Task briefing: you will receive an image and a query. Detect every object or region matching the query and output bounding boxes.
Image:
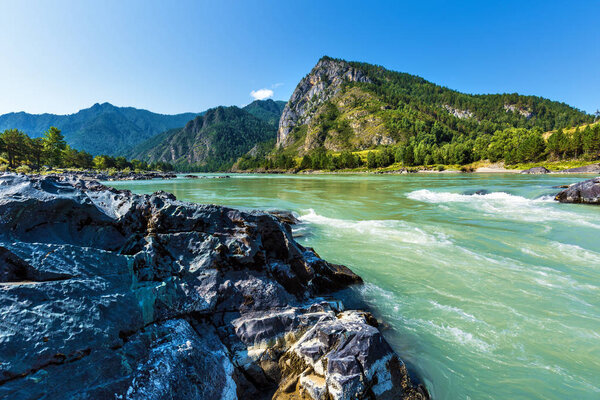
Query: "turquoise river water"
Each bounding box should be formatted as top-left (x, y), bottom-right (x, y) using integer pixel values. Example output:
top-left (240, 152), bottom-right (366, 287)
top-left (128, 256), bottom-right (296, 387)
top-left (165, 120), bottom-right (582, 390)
top-left (108, 173), bottom-right (600, 400)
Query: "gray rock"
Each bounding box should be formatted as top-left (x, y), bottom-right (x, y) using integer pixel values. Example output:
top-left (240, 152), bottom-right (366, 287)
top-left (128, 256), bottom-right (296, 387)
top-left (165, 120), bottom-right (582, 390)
top-left (521, 166), bottom-right (550, 174)
top-left (558, 163), bottom-right (600, 173)
top-left (266, 210), bottom-right (300, 226)
top-left (555, 177), bottom-right (600, 204)
top-left (277, 57), bottom-right (371, 147)
top-left (0, 174), bottom-right (426, 399)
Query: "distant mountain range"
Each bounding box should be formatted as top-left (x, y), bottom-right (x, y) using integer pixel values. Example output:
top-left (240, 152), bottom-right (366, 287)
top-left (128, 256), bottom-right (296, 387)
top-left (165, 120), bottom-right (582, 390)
top-left (0, 103), bottom-right (199, 156)
top-left (1, 57), bottom-right (593, 171)
top-left (127, 99), bottom-right (286, 171)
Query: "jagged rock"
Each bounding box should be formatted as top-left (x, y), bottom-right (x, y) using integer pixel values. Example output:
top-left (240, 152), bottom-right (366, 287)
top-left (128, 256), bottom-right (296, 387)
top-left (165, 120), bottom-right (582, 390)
top-left (0, 174), bottom-right (426, 399)
top-left (521, 166), bottom-right (550, 174)
top-left (555, 177), bottom-right (600, 204)
top-left (13, 170), bottom-right (177, 181)
top-left (267, 210), bottom-right (300, 226)
top-left (277, 57), bottom-right (371, 148)
top-left (443, 104), bottom-right (474, 120)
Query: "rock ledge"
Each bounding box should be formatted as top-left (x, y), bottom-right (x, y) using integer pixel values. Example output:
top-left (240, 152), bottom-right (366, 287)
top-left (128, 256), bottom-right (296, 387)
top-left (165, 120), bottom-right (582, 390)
top-left (0, 174), bottom-right (427, 399)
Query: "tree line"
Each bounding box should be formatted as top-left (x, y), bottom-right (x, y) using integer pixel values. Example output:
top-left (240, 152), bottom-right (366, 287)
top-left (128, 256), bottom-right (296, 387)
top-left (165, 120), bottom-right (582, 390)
top-left (238, 123), bottom-right (600, 171)
top-left (0, 127), bottom-right (174, 172)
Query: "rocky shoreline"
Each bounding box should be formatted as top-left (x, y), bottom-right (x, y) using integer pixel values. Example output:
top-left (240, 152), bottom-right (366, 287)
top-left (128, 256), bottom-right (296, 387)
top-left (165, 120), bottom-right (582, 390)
top-left (35, 170), bottom-right (178, 181)
top-left (0, 174), bottom-right (428, 399)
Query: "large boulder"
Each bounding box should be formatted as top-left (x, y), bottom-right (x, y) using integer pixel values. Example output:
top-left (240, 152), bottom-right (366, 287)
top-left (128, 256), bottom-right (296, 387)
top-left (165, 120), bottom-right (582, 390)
top-left (558, 163), bottom-right (600, 173)
top-left (0, 174), bottom-right (426, 400)
top-left (555, 177), bottom-right (600, 204)
top-left (520, 166), bottom-right (550, 174)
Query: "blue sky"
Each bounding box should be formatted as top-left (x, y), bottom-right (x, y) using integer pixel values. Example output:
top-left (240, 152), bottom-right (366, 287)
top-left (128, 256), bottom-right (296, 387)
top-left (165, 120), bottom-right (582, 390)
top-left (0, 0), bottom-right (598, 115)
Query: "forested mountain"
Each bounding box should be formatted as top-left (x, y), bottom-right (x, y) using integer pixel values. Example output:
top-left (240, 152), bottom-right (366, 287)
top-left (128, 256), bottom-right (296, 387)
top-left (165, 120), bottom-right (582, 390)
top-left (0, 103), bottom-right (199, 156)
top-left (276, 57), bottom-right (591, 154)
top-left (243, 99), bottom-right (286, 126)
top-left (129, 104), bottom-right (279, 171)
top-left (236, 56), bottom-right (594, 170)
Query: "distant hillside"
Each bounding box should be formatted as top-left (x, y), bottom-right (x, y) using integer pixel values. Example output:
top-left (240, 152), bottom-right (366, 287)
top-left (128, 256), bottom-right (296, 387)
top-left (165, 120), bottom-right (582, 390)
top-left (129, 102), bottom-right (281, 171)
top-left (276, 56), bottom-right (592, 155)
top-left (0, 103), bottom-right (199, 156)
top-left (243, 99), bottom-right (286, 126)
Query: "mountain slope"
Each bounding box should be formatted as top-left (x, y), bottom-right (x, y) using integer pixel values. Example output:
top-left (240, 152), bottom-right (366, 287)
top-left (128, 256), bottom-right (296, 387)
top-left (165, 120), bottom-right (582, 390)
top-left (0, 103), bottom-right (199, 156)
top-left (276, 56), bottom-right (593, 155)
top-left (243, 99), bottom-right (287, 126)
top-left (129, 105), bottom-right (278, 171)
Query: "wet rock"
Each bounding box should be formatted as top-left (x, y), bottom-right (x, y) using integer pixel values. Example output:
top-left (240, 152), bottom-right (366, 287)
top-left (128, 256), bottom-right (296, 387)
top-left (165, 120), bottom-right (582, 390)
top-left (555, 177), bottom-right (600, 204)
top-left (521, 166), bottom-right (550, 174)
top-left (267, 210), bottom-right (301, 226)
top-left (0, 173), bottom-right (425, 399)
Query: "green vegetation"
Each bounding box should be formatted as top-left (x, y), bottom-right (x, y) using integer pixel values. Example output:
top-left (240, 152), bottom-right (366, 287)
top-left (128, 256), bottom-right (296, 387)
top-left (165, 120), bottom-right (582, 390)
top-left (238, 57), bottom-right (596, 172)
top-left (238, 122), bottom-right (600, 172)
top-left (0, 102), bottom-right (199, 156)
top-left (0, 127), bottom-right (172, 172)
top-left (242, 99), bottom-right (286, 126)
top-left (130, 104), bottom-right (280, 172)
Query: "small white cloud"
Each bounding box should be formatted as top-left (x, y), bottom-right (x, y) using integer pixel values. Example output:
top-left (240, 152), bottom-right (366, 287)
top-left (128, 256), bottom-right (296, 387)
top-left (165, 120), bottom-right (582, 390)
top-left (271, 82), bottom-right (284, 89)
top-left (250, 88), bottom-right (274, 100)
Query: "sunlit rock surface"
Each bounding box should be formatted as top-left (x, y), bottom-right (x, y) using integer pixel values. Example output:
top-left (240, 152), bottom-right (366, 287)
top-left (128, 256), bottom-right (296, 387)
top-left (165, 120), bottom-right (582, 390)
top-left (555, 177), bottom-right (600, 204)
top-left (0, 173), bottom-right (427, 399)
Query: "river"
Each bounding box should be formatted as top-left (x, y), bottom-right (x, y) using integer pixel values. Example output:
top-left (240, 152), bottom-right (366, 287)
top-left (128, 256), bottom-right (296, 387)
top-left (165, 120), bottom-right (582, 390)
top-left (107, 173), bottom-right (600, 400)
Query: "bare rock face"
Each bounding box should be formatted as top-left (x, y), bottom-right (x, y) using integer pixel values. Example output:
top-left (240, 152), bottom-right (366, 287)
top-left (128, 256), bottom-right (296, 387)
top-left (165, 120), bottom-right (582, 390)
top-left (555, 177), bottom-right (600, 204)
top-left (277, 57), bottom-right (371, 148)
top-left (0, 174), bottom-right (427, 400)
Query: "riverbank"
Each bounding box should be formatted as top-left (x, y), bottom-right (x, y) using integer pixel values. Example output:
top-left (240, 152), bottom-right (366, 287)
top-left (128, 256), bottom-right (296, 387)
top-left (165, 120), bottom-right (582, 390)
top-left (2, 169), bottom-right (177, 181)
top-left (0, 174), bottom-right (428, 400)
top-left (230, 159), bottom-right (600, 175)
top-left (107, 172), bottom-right (600, 399)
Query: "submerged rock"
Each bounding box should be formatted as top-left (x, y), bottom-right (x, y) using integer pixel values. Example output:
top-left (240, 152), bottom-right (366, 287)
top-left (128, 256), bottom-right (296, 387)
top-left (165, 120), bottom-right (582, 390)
top-left (0, 174), bottom-right (426, 399)
top-left (521, 166), bottom-right (550, 174)
top-left (555, 177), bottom-right (600, 204)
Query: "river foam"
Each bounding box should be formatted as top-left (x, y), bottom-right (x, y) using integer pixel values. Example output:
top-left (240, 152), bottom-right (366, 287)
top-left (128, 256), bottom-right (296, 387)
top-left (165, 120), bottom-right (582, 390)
top-left (299, 208), bottom-right (450, 245)
top-left (406, 190), bottom-right (600, 228)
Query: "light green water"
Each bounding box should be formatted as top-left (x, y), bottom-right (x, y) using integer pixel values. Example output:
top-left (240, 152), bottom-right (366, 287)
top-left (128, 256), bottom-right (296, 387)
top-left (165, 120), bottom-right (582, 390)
top-left (108, 173), bottom-right (600, 400)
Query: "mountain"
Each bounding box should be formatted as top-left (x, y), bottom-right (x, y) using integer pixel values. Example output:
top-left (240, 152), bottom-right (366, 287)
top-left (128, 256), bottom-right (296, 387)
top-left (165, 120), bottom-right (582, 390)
top-left (276, 56), bottom-right (593, 155)
top-left (0, 103), bottom-right (199, 156)
top-left (243, 99), bottom-right (287, 126)
top-left (129, 103), bottom-right (281, 171)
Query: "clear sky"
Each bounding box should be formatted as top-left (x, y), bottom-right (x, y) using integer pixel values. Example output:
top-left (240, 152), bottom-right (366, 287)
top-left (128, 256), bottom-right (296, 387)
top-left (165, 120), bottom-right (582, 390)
top-left (1, 0), bottom-right (598, 115)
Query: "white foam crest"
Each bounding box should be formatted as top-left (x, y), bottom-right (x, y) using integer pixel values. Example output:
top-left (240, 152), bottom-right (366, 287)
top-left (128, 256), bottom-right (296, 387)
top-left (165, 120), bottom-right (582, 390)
top-left (299, 209), bottom-right (450, 245)
top-left (407, 190), bottom-right (600, 228)
top-left (407, 189), bottom-right (540, 204)
top-left (429, 300), bottom-right (482, 324)
top-left (415, 319), bottom-right (494, 353)
top-left (554, 242), bottom-right (600, 264)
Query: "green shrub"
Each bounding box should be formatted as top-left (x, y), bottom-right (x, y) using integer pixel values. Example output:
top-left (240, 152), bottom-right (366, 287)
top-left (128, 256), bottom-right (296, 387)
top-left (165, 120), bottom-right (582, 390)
top-left (15, 165), bottom-right (31, 174)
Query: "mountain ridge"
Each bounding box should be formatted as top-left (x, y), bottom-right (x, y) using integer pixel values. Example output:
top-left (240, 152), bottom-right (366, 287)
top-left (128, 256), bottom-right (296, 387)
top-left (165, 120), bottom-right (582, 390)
top-left (273, 56), bottom-right (592, 156)
top-left (128, 100), bottom-right (285, 171)
top-left (0, 102), bottom-right (200, 156)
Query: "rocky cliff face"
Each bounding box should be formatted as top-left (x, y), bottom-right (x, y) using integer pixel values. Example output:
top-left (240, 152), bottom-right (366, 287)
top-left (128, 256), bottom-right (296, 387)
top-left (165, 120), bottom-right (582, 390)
top-left (0, 174), bottom-right (427, 400)
top-left (277, 57), bottom-right (371, 148)
top-left (130, 106), bottom-right (277, 169)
